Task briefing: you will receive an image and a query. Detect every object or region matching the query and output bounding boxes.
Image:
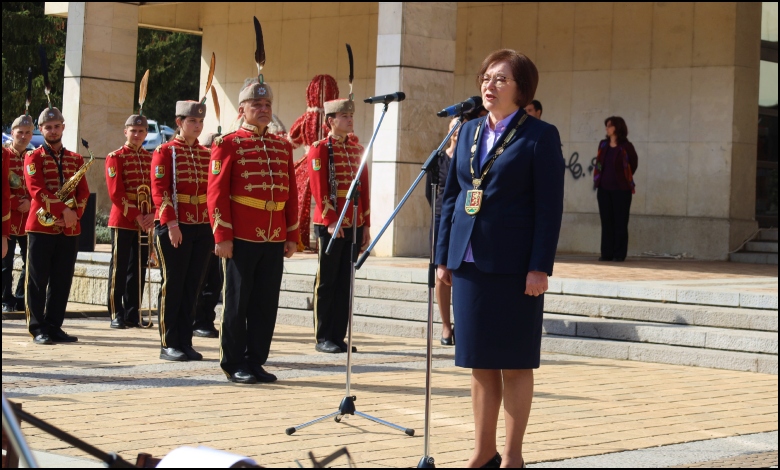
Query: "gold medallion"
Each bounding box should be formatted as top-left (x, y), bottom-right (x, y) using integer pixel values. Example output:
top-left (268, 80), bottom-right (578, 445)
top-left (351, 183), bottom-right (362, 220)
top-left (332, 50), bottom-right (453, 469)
top-left (472, 178), bottom-right (482, 188)
top-left (465, 189), bottom-right (483, 215)
top-left (266, 200), bottom-right (277, 211)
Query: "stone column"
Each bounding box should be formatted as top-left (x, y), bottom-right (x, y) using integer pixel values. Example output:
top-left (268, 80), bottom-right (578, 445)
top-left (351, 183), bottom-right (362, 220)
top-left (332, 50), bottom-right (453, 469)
top-left (371, 2), bottom-right (457, 257)
top-left (61, 2), bottom-right (139, 213)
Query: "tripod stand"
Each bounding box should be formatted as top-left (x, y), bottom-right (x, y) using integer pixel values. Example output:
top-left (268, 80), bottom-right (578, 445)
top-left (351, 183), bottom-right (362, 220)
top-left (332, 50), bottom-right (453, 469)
top-left (356, 116), bottom-right (465, 468)
top-left (285, 102), bottom-right (414, 437)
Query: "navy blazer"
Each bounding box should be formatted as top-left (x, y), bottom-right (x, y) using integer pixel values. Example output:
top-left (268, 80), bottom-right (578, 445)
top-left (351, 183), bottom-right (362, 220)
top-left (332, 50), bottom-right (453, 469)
top-left (435, 110), bottom-right (565, 276)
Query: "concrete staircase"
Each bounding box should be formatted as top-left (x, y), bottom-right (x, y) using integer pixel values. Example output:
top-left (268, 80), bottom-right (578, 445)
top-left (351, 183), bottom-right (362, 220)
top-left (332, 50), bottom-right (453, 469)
top-left (730, 228), bottom-right (778, 265)
top-left (7, 251), bottom-right (778, 374)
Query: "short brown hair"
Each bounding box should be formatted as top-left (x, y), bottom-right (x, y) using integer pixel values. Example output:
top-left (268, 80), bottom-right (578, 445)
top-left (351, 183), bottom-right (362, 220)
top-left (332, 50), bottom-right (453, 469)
top-left (604, 116), bottom-right (628, 142)
top-left (476, 49), bottom-right (538, 108)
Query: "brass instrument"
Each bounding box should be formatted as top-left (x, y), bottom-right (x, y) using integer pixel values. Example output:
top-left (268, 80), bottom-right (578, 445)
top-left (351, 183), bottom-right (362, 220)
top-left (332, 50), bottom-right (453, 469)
top-left (137, 184), bottom-right (156, 329)
top-left (36, 139), bottom-right (96, 227)
top-left (9, 171), bottom-right (23, 190)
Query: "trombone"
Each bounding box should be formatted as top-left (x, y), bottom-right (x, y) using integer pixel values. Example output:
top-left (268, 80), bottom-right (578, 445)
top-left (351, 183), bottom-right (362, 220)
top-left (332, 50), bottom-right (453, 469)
top-left (137, 184), bottom-right (156, 329)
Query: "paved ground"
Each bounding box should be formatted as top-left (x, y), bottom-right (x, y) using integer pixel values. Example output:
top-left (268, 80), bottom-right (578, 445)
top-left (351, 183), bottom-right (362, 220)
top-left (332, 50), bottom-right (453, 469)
top-left (3, 318), bottom-right (777, 468)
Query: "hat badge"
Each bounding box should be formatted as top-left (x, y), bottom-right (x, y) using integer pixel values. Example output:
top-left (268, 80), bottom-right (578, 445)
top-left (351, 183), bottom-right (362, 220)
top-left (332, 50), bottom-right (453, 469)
top-left (258, 87), bottom-right (266, 96)
top-left (199, 108), bottom-right (204, 114)
top-left (136, 119), bottom-right (142, 124)
top-left (48, 112), bottom-right (54, 118)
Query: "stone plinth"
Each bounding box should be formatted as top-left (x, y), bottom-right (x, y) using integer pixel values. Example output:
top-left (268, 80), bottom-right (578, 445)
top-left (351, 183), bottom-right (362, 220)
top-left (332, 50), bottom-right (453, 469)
top-left (61, 2), bottom-right (139, 214)
top-left (371, 2), bottom-right (457, 257)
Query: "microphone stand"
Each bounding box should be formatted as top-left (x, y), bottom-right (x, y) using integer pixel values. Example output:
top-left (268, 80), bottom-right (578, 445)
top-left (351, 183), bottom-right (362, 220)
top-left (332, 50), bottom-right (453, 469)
top-left (285, 102), bottom-right (414, 437)
top-left (356, 115), bottom-right (465, 468)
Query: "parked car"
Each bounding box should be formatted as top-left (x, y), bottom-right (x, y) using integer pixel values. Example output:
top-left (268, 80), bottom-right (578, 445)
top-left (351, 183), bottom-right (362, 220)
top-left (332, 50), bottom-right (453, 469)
top-left (30, 129), bottom-right (45, 148)
top-left (160, 125), bottom-right (175, 143)
top-left (143, 120), bottom-right (170, 151)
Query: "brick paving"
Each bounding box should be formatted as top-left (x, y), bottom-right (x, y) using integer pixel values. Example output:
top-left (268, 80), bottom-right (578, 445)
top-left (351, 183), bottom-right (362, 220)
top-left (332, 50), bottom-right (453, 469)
top-left (674, 450), bottom-right (778, 468)
top-left (3, 319), bottom-right (777, 468)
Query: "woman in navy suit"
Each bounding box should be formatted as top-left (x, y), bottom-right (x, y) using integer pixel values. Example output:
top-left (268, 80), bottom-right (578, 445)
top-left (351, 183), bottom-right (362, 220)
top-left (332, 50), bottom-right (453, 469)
top-left (436, 49), bottom-right (564, 468)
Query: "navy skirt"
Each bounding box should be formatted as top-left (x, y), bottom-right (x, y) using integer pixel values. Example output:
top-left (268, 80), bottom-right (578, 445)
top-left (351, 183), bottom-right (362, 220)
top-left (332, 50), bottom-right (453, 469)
top-left (452, 262), bottom-right (544, 369)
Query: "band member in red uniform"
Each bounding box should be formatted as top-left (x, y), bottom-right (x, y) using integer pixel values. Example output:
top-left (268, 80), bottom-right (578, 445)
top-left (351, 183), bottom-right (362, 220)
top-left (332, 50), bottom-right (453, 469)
top-left (2, 114), bottom-right (33, 313)
top-left (2, 147), bottom-right (10, 259)
top-left (208, 78), bottom-right (299, 384)
top-left (151, 101), bottom-right (212, 362)
top-left (24, 107), bottom-right (90, 344)
top-left (307, 98), bottom-right (370, 354)
top-left (105, 114), bottom-right (155, 329)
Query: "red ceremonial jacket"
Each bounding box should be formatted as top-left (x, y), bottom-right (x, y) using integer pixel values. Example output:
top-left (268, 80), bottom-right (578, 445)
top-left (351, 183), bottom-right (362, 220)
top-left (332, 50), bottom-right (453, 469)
top-left (208, 123), bottom-right (300, 244)
top-left (151, 136), bottom-right (210, 226)
top-left (2, 149), bottom-right (10, 238)
top-left (24, 144), bottom-right (90, 236)
top-left (106, 144), bottom-right (155, 230)
top-left (306, 134), bottom-right (370, 228)
top-left (3, 145), bottom-right (30, 236)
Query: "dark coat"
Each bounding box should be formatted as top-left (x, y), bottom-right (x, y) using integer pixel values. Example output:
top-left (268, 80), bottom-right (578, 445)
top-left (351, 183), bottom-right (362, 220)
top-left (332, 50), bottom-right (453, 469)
top-left (435, 111), bottom-right (565, 276)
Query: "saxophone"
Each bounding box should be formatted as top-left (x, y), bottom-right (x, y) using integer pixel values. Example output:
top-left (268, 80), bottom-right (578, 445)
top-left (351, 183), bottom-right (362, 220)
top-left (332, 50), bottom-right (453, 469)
top-left (36, 139), bottom-right (96, 227)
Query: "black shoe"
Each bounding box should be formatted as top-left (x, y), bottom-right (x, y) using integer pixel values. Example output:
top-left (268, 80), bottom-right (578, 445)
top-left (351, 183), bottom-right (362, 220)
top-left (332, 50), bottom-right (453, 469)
top-left (480, 452), bottom-right (502, 468)
top-left (249, 365), bottom-right (277, 383)
top-left (160, 347), bottom-right (188, 361)
top-left (315, 340), bottom-right (342, 354)
top-left (33, 334), bottom-right (53, 345)
top-left (441, 326), bottom-right (455, 346)
top-left (598, 256), bottom-right (614, 262)
top-left (126, 319), bottom-right (154, 328)
top-left (110, 318), bottom-right (127, 329)
top-left (614, 257), bottom-right (626, 262)
top-left (334, 340), bottom-right (357, 353)
top-left (193, 327), bottom-right (219, 338)
top-left (181, 345), bottom-right (203, 361)
top-left (51, 329), bottom-right (78, 343)
top-left (229, 369), bottom-right (257, 384)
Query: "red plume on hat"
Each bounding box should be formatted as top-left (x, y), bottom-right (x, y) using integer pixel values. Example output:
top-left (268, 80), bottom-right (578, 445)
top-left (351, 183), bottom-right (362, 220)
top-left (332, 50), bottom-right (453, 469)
top-left (288, 75), bottom-right (339, 150)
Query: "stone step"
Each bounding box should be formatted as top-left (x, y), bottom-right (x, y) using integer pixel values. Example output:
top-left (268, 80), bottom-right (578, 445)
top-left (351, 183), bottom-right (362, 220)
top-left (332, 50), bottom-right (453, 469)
top-left (745, 241), bottom-right (778, 253)
top-left (758, 228), bottom-right (778, 242)
top-left (729, 252), bottom-right (779, 265)
top-left (543, 313), bottom-right (778, 355)
top-left (266, 309), bottom-right (778, 374)
top-left (543, 294), bottom-right (777, 332)
top-left (541, 335), bottom-right (777, 374)
top-left (272, 294), bottom-right (777, 355)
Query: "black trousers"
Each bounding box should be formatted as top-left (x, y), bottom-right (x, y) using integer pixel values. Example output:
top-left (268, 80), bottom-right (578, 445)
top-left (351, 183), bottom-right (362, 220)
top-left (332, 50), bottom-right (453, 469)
top-left (155, 223), bottom-right (213, 349)
top-left (2, 234), bottom-right (27, 309)
top-left (194, 253), bottom-right (222, 329)
top-left (219, 240), bottom-right (284, 375)
top-left (25, 233), bottom-right (79, 336)
top-left (106, 228), bottom-right (149, 323)
top-left (313, 225), bottom-right (362, 345)
top-left (597, 188), bottom-right (633, 260)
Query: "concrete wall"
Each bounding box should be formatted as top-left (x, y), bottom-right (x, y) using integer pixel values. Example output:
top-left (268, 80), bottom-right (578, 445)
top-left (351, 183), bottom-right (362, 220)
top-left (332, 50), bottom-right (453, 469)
top-left (198, 2), bottom-right (379, 164)
top-left (453, 2), bottom-right (762, 259)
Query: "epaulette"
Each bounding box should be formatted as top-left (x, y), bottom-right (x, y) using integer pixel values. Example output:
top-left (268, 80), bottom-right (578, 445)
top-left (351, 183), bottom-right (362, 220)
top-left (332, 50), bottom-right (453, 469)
top-left (312, 141), bottom-right (320, 148)
top-left (107, 152), bottom-right (116, 159)
top-left (214, 135), bottom-right (224, 146)
top-left (155, 145), bottom-right (163, 153)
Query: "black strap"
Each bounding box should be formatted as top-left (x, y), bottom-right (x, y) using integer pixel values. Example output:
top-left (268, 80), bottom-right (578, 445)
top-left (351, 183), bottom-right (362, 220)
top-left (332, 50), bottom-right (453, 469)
top-left (44, 143), bottom-right (65, 187)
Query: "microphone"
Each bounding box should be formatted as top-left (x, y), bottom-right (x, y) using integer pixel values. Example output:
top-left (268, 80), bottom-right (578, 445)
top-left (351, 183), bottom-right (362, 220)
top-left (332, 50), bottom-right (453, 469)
top-left (437, 96), bottom-right (482, 118)
top-left (364, 92), bottom-right (406, 105)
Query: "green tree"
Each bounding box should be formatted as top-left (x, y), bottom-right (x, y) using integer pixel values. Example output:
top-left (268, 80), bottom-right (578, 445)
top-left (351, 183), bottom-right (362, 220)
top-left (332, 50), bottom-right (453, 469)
top-left (1, 2), bottom-right (66, 126)
top-left (134, 29), bottom-right (202, 127)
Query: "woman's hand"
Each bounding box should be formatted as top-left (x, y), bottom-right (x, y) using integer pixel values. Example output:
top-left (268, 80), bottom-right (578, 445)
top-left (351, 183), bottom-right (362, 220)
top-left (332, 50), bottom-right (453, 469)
top-left (437, 265), bottom-right (452, 286)
top-left (525, 271), bottom-right (548, 297)
top-left (167, 222), bottom-right (183, 248)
